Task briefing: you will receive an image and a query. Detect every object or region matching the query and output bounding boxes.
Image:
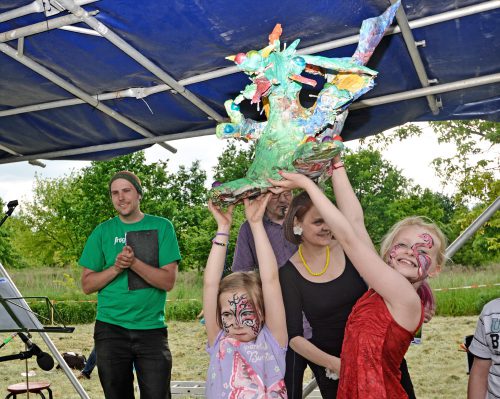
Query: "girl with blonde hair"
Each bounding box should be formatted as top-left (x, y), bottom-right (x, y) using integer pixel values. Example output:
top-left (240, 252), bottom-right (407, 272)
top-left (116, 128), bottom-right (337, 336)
top-left (271, 171), bottom-right (446, 398)
top-left (204, 195), bottom-right (288, 398)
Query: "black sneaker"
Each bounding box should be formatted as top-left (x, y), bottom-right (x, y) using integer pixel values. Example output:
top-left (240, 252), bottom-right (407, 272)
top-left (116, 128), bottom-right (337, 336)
top-left (78, 371), bottom-right (91, 380)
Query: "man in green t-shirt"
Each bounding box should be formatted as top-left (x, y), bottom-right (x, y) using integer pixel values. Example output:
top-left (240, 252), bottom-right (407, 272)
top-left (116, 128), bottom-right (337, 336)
top-left (79, 170), bottom-right (181, 399)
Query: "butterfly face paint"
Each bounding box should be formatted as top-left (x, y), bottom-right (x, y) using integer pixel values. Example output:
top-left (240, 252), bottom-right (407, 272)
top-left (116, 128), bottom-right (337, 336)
top-left (220, 292), bottom-right (261, 339)
top-left (412, 233), bottom-right (434, 278)
top-left (389, 232), bottom-right (435, 281)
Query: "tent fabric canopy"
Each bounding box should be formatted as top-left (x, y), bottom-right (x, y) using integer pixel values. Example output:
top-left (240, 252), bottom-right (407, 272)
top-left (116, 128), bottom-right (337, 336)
top-left (0, 0), bottom-right (499, 164)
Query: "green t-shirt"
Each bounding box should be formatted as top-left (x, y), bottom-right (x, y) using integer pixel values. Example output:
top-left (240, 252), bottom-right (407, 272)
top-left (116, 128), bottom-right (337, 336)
top-left (79, 214), bottom-right (181, 330)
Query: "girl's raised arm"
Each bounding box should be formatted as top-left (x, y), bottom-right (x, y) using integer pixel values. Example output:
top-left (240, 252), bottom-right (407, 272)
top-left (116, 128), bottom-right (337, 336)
top-left (330, 155), bottom-right (374, 251)
top-left (203, 201), bottom-right (234, 347)
top-left (243, 195), bottom-right (288, 347)
top-left (270, 172), bottom-right (421, 332)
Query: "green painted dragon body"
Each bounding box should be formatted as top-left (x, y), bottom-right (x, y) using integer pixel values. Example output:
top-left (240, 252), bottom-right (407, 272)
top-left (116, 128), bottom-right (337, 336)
top-left (211, 2), bottom-right (400, 204)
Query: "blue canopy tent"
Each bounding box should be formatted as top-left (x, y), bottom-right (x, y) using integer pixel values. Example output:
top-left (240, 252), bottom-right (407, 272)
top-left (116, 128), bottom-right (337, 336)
top-left (0, 2), bottom-right (499, 398)
top-left (0, 0), bottom-right (498, 167)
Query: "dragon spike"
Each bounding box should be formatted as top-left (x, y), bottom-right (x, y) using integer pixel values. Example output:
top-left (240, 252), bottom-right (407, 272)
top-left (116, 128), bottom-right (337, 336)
top-left (283, 38), bottom-right (301, 56)
top-left (261, 44), bottom-right (275, 58)
top-left (268, 23), bottom-right (282, 45)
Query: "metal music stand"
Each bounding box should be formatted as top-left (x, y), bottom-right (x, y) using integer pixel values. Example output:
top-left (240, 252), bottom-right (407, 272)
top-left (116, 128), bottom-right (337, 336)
top-left (0, 202), bottom-right (90, 398)
top-left (0, 263), bottom-right (90, 399)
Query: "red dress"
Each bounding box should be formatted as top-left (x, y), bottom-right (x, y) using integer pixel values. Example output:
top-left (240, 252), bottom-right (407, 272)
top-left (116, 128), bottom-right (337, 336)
top-left (337, 289), bottom-right (424, 399)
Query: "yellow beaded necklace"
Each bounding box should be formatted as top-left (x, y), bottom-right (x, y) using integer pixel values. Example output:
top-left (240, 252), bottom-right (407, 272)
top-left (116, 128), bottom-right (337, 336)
top-left (298, 244), bottom-right (330, 276)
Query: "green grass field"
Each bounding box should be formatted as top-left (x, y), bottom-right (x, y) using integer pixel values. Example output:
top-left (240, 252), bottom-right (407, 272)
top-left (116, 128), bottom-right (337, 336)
top-left (0, 264), bottom-right (498, 397)
top-left (6, 263), bottom-right (499, 317)
top-left (0, 317), bottom-right (481, 398)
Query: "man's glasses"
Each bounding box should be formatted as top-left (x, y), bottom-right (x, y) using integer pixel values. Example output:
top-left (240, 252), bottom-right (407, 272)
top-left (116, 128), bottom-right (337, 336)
top-left (271, 192), bottom-right (292, 200)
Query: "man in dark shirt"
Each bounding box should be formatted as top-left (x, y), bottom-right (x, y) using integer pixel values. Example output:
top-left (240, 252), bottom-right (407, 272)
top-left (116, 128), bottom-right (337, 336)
top-left (232, 190), bottom-right (297, 271)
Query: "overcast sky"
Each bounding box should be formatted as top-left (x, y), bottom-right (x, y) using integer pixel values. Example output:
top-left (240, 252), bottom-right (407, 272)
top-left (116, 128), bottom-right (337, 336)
top-left (0, 124), bottom-right (459, 211)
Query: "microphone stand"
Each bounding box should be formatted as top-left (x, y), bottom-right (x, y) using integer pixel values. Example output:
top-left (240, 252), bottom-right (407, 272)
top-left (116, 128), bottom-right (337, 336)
top-left (0, 347), bottom-right (37, 362)
top-left (0, 200), bottom-right (88, 398)
top-left (0, 200), bottom-right (18, 229)
top-left (0, 343), bottom-right (34, 398)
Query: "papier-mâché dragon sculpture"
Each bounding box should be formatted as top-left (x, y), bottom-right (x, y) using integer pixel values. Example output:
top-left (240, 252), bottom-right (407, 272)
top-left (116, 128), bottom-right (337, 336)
top-left (210, 2), bottom-right (400, 204)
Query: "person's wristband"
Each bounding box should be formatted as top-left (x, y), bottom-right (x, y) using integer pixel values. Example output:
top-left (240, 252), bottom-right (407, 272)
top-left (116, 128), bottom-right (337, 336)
top-left (331, 161), bottom-right (344, 170)
top-left (215, 232), bottom-right (229, 237)
top-left (212, 239), bottom-right (227, 247)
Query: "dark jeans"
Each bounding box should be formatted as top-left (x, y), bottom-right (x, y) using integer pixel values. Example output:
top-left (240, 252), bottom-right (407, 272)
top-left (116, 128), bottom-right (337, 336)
top-left (94, 320), bottom-right (172, 399)
top-left (285, 348), bottom-right (416, 399)
top-left (82, 347), bottom-right (96, 376)
top-left (285, 348), bottom-right (310, 399)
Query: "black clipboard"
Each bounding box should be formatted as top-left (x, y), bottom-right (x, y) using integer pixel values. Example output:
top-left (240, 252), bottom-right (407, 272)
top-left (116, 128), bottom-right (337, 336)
top-left (126, 229), bottom-right (159, 290)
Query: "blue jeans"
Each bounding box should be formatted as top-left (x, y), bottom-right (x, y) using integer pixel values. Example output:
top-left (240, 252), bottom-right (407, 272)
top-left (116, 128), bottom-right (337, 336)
top-left (94, 320), bottom-right (172, 399)
top-left (82, 347), bottom-right (96, 376)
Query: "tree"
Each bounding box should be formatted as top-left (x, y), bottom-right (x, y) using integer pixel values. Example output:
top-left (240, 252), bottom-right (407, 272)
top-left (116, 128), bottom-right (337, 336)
top-left (207, 141), bottom-right (256, 268)
top-left (361, 120), bottom-right (499, 204)
top-left (15, 152), bottom-right (174, 266)
top-left (14, 151), bottom-right (217, 271)
top-left (359, 120), bottom-right (499, 265)
top-left (212, 142), bottom-right (255, 183)
top-left (340, 149), bottom-right (411, 244)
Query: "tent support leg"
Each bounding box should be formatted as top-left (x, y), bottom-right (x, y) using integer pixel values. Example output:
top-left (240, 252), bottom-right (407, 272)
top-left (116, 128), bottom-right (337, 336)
top-left (446, 197), bottom-right (500, 258)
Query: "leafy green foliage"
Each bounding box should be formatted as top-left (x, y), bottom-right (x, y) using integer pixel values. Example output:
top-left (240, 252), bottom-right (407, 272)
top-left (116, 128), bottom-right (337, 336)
top-left (165, 300), bottom-right (202, 321)
top-left (359, 120), bottom-right (499, 265)
top-left (213, 142), bottom-right (254, 182)
top-left (7, 128), bottom-right (499, 271)
top-left (342, 149), bottom-right (410, 244)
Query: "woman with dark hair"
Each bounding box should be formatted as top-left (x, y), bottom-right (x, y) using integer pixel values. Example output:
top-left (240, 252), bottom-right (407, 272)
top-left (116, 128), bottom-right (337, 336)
top-left (277, 156), bottom-right (420, 398)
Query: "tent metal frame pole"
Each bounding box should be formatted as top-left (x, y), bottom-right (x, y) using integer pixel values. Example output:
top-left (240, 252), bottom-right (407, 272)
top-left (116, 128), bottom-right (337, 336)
top-left (0, 83), bottom-right (186, 118)
top-left (390, 0), bottom-right (441, 115)
top-left (0, 143), bottom-right (22, 156)
top-left (0, 1), bottom-right (45, 23)
top-left (0, 72), bottom-right (497, 164)
top-left (57, 25), bottom-right (101, 36)
top-left (1, 70), bottom-right (497, 123)
top-left (0, 86), bottom-right (169, 118)
top-left (446, 197), bottom-right (500, 259)
top-left (298, 0), bottom-right (500, 57)
top-left (178, 0), bottom-right (500, 84)
top-left (350, 72), bottom-right (500, 110)
top-left (0, 1), bottom-right (496, 119)
top-left (0, 42), bottom-right (177, 153)
top-left (0, 263), bottom-right (90, 399)
top-left (0, 12), bottom-right (99, 42)
top-left (0, 128), bottom-right (216, 164)
top-left (0, 0), bottom-right (97, 23)
top-left (56, 0), bottom-right (225, 123)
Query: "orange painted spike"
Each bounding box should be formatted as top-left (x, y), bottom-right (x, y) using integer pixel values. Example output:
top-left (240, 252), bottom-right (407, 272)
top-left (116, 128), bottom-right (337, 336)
top-left (268, 23), bottom-right (282, 45)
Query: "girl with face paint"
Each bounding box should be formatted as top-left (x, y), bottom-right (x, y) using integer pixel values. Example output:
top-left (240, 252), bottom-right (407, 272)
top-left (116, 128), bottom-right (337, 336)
top-left (203, 195), bottom-right (288, 398)
top-left (269, 172), bottom-right (447, 399)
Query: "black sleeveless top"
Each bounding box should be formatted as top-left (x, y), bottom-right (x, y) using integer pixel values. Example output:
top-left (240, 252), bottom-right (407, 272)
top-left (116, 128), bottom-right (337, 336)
top-left (279, 255), bottom-right (367, 357)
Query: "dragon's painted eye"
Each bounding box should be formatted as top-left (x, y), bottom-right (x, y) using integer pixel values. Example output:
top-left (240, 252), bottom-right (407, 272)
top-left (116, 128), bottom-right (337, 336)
top-left (234, 53), bottom-right (247, 64)
top-left (293, 56), bottom-right (306, 68)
